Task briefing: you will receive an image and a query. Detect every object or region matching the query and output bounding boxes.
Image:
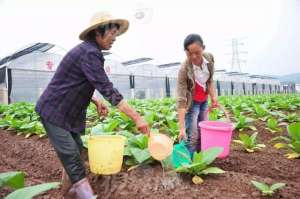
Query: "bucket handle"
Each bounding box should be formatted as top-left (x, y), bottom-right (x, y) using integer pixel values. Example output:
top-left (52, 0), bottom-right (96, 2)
top-left (208, 105), bottom-right (231, 122)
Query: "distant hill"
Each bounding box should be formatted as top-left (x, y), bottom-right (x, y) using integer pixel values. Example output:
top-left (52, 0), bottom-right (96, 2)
top-left (278, 73), bottom-right (300, 83)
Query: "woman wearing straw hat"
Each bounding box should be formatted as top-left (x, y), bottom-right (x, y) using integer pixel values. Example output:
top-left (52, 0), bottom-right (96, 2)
top-left (176, 34), bottom-right (219, 155)
top-left (36, 12), bottom-right (150, 198)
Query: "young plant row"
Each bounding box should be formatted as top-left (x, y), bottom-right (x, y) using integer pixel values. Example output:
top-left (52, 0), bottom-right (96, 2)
top-left (233, 122), bottom-right (300, 159)
top-left (218, 94), bottom-right (300, 132)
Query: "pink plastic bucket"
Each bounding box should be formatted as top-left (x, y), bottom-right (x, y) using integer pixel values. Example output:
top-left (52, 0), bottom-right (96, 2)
top-left (199, 121), bottom-right (234, 158)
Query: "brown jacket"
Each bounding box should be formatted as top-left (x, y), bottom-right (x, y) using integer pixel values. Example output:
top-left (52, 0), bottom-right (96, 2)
top-left (176, 52), bottom-right (215, 110)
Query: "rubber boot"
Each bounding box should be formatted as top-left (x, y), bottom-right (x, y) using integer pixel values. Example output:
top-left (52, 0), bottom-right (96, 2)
top-left (61, 150), bottom-right (89, 198)
top-left (61, 168), bottom-right (73, 199)
top-left (68, 177), bottom-right (95, 199)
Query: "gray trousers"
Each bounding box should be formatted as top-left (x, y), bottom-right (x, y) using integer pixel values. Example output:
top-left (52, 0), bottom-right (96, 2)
top-left (41, 119), bottom-right (86, 184)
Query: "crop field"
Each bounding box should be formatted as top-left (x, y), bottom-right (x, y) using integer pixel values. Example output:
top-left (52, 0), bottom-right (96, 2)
top-left (0, 94), bottom-right (300, 199)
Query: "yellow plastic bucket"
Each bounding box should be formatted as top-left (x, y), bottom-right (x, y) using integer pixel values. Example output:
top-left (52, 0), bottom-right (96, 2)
top-left (88, 135), bottom-right (126, 175)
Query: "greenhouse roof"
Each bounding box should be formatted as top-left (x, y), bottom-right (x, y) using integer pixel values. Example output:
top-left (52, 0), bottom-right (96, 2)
top-left (226, 72), bottom-right (245, 76)
top-left (215, 69), bottom-right (226, 72)
top-left (0, 43), bottom-right (53, 66)
top-left (157, 62), bottom-right (181, 68)
top-left (122, 57), bottom-right (153, 66)
top-left (249, 75), bottom-right (278, 79)
top-left (102, 51), bottom-right (112, 56)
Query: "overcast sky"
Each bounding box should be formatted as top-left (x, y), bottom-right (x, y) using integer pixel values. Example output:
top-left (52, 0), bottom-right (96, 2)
top-left (0, 0), bottom-right (299, 75)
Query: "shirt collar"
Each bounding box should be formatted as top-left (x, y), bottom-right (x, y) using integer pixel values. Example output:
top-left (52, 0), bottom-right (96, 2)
top-left (86, 40), bottom-right (102, 51)
top-left (85, 40), bottom-right (105, 61)
top-left (193, 56), bottom-right (209, 69)
top-left (203, 56), bottom-right (209, 64)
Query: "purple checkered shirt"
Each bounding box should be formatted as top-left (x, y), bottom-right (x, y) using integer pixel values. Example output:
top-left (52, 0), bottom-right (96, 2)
top-left (35, 40), bottom-right (123, 133)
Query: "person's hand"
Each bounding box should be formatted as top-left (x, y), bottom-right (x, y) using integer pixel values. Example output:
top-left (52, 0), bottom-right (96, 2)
top-left (178, 128), bottom-right (187, 142)
top-left (95, 101), bottom-right (109, 119)
top-left (135, 117), bottom-right (150, 136)
top-left (211, 97), bottom-right (219, 108)
top-left (116, 100), bottom-right (150, 136)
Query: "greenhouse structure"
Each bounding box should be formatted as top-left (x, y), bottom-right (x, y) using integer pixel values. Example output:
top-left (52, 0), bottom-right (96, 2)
top-left (0, 42), bottom-right (297, 104)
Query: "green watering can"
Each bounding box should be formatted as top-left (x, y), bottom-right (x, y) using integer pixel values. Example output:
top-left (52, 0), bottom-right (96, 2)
top-left (171, 141), bottom-right (191, 168)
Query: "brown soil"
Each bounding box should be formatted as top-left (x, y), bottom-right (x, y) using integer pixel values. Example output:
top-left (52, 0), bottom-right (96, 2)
top-left (1, 120), bottom-right (300, 199)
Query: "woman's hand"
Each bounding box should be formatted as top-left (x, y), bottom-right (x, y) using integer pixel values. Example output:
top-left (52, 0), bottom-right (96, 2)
top-left (134, 117), bottom-right (150, 136)
top-left (178, 128), bottom-right (187, 142)
top-left (116, 100), bottom-right (150, 136)
top-left (211, 97), bottom-right (219, 108)
top-left (95, 100), bottom-right (109, 118)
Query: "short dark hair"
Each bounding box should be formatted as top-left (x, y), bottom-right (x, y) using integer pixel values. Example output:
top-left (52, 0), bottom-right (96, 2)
top-left (183, 34), bottom-right (204, 51)
top-left (86, 23), bottom-right (120, 41)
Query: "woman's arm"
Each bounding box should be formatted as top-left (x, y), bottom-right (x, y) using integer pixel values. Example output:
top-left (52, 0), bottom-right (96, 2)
top-left (207, 81), bottom-right (219, 107)
top-left (176, 64), bottom-right (188, 141)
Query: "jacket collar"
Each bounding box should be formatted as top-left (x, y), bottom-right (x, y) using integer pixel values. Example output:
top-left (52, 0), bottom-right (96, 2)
top-left (85, 40), bottom-right (105, 61)
top-left (185, 56), bottom-right (211, 89)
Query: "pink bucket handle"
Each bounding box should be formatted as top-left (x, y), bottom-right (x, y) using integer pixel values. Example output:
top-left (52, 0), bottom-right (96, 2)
top-left (207, 105), bottom-right (231, 122)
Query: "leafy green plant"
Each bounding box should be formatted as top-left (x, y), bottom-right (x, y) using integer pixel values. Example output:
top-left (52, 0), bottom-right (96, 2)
top-left (124, 134), bottom-right (154, 167)
top-left (1, 95), bottom-right (299, 150)
top-left (208, 109), bottom-right (219, 121)
top-left (234, 115), bottom-right (257, 131)
top-left (266, 118), bottom-right (282, 133)
top-left (84, 98), bottom-right (179, 140)
top-left (0, 103), bottom-right (46, 137)
top-left (0, 171), bottom-right (60, 199)
top-left (232, 107), bottom-right (242, 118)
top-left (272, 122), bottom-right (300, 159)
top-left (175, 147), bottom-right (225, 184)
top-left (208, 108), bottom-right (227, 121)
top-left (253, 104), bottom-right (269, 121)
top-left (0, 172), bottom-right (24, 189)
top-left (251, 180), bottom-right (285, 196)
top-left (278, 113), bottom-right (300, 123)
top-left (5, 182), bottom-right (60, 199)
top-left (233, 132), bottom-right (265, 152)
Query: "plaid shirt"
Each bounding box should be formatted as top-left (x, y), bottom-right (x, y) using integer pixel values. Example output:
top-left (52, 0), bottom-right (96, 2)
top-left (36, 40), bottom-right (123, 133)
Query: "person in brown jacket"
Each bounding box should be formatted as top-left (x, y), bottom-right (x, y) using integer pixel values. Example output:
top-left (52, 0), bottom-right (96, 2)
top-left (176, 34), bottom-right (219, 155)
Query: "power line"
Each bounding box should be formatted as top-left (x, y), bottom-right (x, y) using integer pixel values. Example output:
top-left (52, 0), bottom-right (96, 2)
top-left (225, 37), bottom-right (248, 72)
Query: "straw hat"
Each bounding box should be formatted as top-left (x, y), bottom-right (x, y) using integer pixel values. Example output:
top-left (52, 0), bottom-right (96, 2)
top-left (79, 11), bottom-right (129, 40)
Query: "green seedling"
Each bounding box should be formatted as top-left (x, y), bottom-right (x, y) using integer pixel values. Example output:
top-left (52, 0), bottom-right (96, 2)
top-left (251, 180), bottom-right (285, 196)
top-left (175, 147), bottom-right (225, 184)
top-left (233, 132), bottom-right (265, 152)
